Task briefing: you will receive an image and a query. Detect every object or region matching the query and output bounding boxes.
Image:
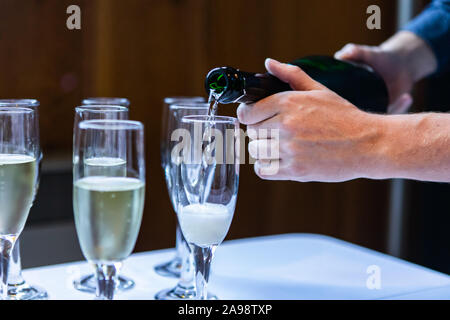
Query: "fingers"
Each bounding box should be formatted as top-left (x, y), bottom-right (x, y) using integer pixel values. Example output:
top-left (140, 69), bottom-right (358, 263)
top-left (265, 58), bottom-right (325, 91)
top-left (248, 139), bottom-right (280, 160)
top-left (335, 43), bottom-right (371, 62)
top-left (254, 160), bottom-right (291, 180)
top-left (237, 58), bottom-right (326, 126)
top-left (388, 93), bottom-right (413, 114)
top-left (237, 92), bottom-right (287, 125)
top-left (247, 115), bottom-right (283, 140)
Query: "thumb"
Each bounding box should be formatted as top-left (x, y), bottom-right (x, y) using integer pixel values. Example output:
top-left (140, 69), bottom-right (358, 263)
top-left (335, 43), bottom-right (370, 62)
top-left (265, 58), bottom-right (325, 91)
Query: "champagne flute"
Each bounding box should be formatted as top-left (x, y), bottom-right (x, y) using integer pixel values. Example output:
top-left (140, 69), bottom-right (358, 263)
top-left (156, 102), bottom-right (222, 300)
top-left (73, 119), bottom-right (145, 300)
top-left (0, 99), bottom-right (47, 300)
top-left (0, 107), bottom-right (40, 300)
top-left (72, 105), bottom-right (135, 293)
top-left (156, 96), bottom-right (206, 279)
top-left (174, 115), bottom-right (239, 300)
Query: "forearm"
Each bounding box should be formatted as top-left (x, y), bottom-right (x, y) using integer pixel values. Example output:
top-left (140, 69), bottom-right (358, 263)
top-left (368, 113), bottom-right (450, 182)
top-left (380, 31), bottom-right (437, 82)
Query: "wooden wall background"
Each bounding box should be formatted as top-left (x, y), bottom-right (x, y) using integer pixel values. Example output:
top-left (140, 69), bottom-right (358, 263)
top-left (0, 0), bottom-right (398, 254)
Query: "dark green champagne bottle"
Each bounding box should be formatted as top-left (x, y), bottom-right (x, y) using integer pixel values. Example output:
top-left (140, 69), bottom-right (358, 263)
top-left (205, 56), bottom-right (389, 113)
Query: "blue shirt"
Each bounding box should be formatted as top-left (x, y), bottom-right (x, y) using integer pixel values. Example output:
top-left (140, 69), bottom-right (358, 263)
top-left (404, 0), bottom-right (450, 73)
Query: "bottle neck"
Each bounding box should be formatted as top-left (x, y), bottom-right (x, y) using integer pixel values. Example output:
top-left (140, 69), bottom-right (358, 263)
top-left (205, 67), bottom-right (247, 103)
top-left (205, 67), bottom-right (290, 104)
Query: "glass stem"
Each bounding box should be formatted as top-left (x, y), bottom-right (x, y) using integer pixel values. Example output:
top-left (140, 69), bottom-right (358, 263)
top-left (0, 235), bottom-right (17, 299)
top-left (178, 242), bottom-right (194, 289)
top-left (175, 224), bottom-right (184, 258)
top-left (8, 239), bottom-right (25, 286)
top-left (192, 244), bottom-right (216, 300)
top-left (94, 262), bottom-right (121, 300)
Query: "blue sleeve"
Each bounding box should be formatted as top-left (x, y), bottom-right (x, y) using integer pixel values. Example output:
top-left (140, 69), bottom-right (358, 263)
top-left (403, 0), bottom-right (450, 73)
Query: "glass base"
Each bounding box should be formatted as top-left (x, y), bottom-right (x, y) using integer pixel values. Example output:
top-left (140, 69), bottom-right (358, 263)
top-left (155, 285), bottom-right (218, 300)
top-left (5, 281), bottom-right (48, 300)
top-left (154, 257), bottom-right (182, 278)
top-left (73, 274), bottom-right (135, 294)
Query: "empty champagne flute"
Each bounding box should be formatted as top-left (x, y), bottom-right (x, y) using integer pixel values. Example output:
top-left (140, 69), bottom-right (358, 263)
top-left (174, 115), bottom-right (240, 299)
top-left (155, 96), bottom-right (205, 279)
top-left (73, 120), bottom-right (145, 300)
top-left (72, 105), bottom-right (136, 293)
top-left (0, 99), bottom-right (47, 300)
top-left (0, 107), bottom-right (40, 300)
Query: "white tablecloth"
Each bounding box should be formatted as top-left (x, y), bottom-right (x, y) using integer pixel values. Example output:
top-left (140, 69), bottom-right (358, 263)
top-left (22, 233), bottom-right (450, 300)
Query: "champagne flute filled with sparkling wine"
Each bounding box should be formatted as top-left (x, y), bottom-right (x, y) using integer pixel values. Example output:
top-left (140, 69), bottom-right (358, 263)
top-left (0, 107), bottom-right (40, 300)
top-left (174, 115), bottom-right (240, 299)
top-left (156, 96), bottom-right (206, 279)
top-left (0, 99), bottom-right (47, 300)
top-left (73, 120), bottom-right (146, 300)
top-left (72, 104), bottom-right (137, 294)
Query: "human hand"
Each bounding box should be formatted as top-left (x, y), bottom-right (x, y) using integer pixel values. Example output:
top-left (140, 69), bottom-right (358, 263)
top-left (335, 43), bottom-right (414, 114)
top-left (237, 58), bottom-right (386, 182)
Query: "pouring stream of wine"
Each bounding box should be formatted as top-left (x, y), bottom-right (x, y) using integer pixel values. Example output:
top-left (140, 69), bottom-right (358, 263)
top-left (197, 90), bottom-right (222, 204)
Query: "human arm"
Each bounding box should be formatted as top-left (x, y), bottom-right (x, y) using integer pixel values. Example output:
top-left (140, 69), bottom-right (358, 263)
top-left (238, 59), bottom-right (450, 183)
top-left (336, 0), bottom-right (450, 113)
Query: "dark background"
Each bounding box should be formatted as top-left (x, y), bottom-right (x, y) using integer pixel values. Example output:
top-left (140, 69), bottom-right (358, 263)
top-left (0, 0), bottom-right (448, 273)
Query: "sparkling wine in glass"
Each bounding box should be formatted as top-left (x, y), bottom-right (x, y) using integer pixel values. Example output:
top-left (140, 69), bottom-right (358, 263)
top-left (174, 115), bottom-right (239, 299)
top-left (155, 96), bottom-right (205, 280)
top-left (73, 120), bottom-right (145, 300)
top-left (0, 107), bottom-right (40, 300)
top-left (156, 102), bottom-right (223, 300)
top-left (0, 99), bottom-right (47, 300)
top-left (72, 104), bottom-right (136, 294)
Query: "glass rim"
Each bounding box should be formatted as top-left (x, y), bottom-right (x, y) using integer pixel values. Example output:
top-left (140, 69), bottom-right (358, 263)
top-left (0, 99), bottom-right (39, 107)
top-left (75, 105), bottom-right (129, 113)
top-left (164, 96), bottom-right (205, 104)
top-left (82, 97), bottom-right (130, 106)
top-left (182, 115), bottom-right (238, 124)
top-left (0, 106), bottom-right (34, 114)
top-left (79, 119), bottom-right (143, 130)
top-left (170, 102), bottom-right (209, 110)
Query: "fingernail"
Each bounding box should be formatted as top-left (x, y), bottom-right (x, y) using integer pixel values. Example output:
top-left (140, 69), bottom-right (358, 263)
top-left (265, 58), bottom-right (276, 68)
top-left (336, 44), bottom-right (355, 58)
top-left (344, 44), bottom-right (356, 52)
top-left (264, 58), bottom-right (273, 70)
top-left (265, 58), bottom-right (284, 74)
top-left (266, 57), bottom-right (283, 65)
top-left (334, 50), bottom-right (344, 58)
